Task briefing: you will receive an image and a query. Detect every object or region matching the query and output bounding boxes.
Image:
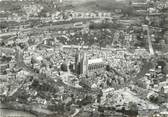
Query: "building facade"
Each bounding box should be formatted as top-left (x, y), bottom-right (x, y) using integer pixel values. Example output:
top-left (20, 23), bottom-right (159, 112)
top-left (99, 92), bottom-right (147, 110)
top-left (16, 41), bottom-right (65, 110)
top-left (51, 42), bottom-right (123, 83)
top-left (75, 51), bottom-right (107, 75)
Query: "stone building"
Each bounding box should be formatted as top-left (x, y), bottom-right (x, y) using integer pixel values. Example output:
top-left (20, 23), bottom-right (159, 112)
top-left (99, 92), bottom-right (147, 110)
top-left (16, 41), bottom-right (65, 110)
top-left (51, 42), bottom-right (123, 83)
top-left (75, 51), bottom-right (107, 76)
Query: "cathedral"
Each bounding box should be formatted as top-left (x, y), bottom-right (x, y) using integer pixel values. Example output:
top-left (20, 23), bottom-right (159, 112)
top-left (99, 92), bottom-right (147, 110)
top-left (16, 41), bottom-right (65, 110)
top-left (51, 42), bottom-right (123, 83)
top-left (75, 51), bottom-right (107, 76)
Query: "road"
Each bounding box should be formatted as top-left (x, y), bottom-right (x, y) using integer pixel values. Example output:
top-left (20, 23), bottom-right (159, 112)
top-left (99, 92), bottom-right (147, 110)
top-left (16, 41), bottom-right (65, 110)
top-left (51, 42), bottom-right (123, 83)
top-left (147, 26), bottom-right (154, 55)
top-left (70, 108), bottom-right (81, 117)
top-left (0, 104), bottom-right (36, 117)
top-left (0, 32), bottom-right (17, 37)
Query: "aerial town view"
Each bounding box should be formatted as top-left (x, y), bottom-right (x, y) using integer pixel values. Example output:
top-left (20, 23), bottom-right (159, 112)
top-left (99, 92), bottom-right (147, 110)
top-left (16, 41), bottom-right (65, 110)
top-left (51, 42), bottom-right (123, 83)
top-left (0, 0), bottom-right (168, 117)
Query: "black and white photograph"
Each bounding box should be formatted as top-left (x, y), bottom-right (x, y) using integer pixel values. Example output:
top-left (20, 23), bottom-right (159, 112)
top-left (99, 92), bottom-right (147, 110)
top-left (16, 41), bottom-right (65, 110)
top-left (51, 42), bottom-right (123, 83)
top-left (0, 0), bottom-right (168, 117)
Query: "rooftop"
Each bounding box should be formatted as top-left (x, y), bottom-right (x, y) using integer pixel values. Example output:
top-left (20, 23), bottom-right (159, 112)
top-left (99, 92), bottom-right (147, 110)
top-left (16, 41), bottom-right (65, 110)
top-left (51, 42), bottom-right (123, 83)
top-left (88, 58), bottom-right (103, 64)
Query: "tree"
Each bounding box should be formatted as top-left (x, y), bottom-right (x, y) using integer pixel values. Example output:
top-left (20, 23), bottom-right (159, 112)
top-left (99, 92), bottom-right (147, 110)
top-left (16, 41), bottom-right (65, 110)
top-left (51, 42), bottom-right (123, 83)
top-left (61, 63), bottom-right (68, 71)
top-left (69, 63), bottom-right (74, 72)
top-left (106, 65), bottom-right (111, 71)
top-left (128, 102), bottom-right (138, 116)
top-left (38, 8), bottom-right (48, 17)
top-left (78, 95), bottom-right (94, 106)
top-left (0, 21), bottom-right (8, 29)
top-left (149, 95), bottom-right (159, 104)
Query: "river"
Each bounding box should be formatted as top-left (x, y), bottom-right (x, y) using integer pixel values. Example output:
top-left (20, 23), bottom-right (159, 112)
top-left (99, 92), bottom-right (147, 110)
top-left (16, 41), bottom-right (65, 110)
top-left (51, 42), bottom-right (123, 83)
top-left (0, 103), bottom-right (36, 117)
